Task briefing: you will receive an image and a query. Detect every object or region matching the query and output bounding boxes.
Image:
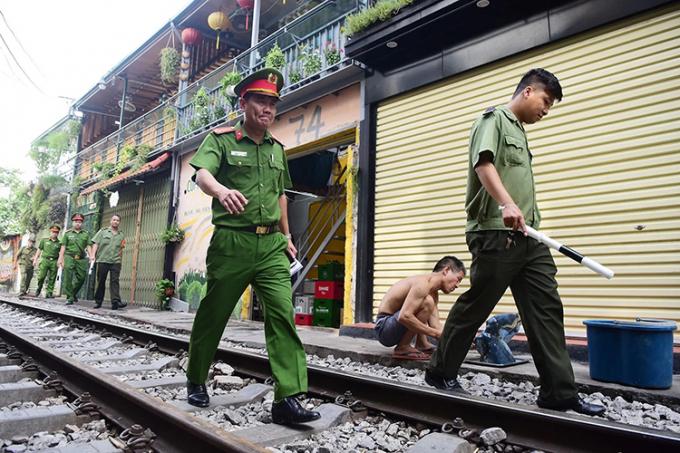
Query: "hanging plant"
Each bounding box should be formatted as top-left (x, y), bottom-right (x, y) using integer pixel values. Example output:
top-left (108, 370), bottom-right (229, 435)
top-left (160, 47), bottom-right (180, 84)
top-left (155, 279), bottom-right (175, 310)
top-left (265, 43), bottom-right (286, 70)
top-left (160, 224), bottom-right (185, 243)
top-left (220, 70), bottom-right (242, 96)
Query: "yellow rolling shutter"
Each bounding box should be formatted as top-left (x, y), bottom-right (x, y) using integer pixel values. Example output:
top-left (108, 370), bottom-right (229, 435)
top-left (373, 5), bottom-right (680, 338)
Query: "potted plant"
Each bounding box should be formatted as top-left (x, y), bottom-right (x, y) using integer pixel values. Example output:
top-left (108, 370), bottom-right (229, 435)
top-left (265, 43), bottom-right (286, 70)
top-left (155, 279), bottom-right (175, 310)
top-left (288, 69), bottom-right (302, 89)
top-left (160, 47), bottom-right (180, 84)
top-left (323, 41), bottom-right (342, 68)
top-left (302, 47), bottom-right (322, 80)
top-left (161, 224), bottom-right (185, 243)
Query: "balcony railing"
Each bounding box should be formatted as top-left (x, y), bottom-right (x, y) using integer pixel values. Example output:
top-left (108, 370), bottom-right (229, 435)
top-left (74, 0), bottom-right (361, 187)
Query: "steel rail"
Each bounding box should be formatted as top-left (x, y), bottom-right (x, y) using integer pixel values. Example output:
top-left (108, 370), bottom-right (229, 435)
top-left (0, 306), bottom-right (265, 453)
top-left (2, 298), bottom-right (680, 452)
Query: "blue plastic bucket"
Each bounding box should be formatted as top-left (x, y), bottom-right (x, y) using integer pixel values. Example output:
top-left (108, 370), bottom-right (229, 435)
top-left (583, 319), bottom-right (677, 389)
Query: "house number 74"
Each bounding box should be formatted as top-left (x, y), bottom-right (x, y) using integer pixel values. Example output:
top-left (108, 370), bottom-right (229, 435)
top-left (289, 105), bottom-right (325, 145)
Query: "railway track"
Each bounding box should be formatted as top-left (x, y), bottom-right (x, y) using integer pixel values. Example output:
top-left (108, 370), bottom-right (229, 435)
top-left (0, 298), bottom-right (678, 453)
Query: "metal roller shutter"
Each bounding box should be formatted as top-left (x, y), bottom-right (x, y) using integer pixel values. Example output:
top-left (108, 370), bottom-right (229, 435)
top-left (373, 5), bottom-right (680, 337)
top-left (101, 171), bottom-right (170, 308)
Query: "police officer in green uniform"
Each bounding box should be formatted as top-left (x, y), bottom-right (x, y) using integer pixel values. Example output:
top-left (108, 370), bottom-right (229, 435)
top-left (426, 69), bottom-right (605, 416)
top-left (34, 225), bottom-right (61, 298)
top-left (14, 236), bottom-right (36, 297)
top-left (58, 213), bottom-right (92, 305)
top-left (91, 214), bottom-right (126, 309)
top-left (185, 68), bottom-right (320, 425)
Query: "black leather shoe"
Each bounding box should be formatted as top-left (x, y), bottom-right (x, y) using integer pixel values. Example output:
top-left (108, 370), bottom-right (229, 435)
top-left (537, 397), bottom-right (606, 416)
top-left (187, 381), bottom-right (210, 408)
top-left (271, 396), bottom-right (321, 425)
top-left (93, 301), bottom-right (102, 309)
top-left (424, 370), bottom-right (468, 394)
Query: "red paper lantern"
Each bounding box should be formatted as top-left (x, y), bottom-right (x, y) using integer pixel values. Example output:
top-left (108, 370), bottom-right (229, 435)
top-left (181, 28), bottom-right (202, 46)
top-left (236, 0), bottom-right (254, 31)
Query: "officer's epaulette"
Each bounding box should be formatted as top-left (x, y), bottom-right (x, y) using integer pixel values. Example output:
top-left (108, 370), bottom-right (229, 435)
top-left (212, 125), bottom-right (236, 135)
top-left (483, 106), bottom-right (496, 115)
top-left (269, 132), bottom-right (284, 147)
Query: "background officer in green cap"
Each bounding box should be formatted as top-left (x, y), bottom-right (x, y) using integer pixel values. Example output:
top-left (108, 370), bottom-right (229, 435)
top-left (91, 214), bottom-right (126, 309)
top-left (13, 235), bottom-right (36, 297)
top-left (185, 68), bottom-right (320, 425)
top-left (58, 213), bottom-right (92, 305)
top-left (426, 69), bottom-right (605, 416)
top-left (33, 225), bottom-right (61, 298)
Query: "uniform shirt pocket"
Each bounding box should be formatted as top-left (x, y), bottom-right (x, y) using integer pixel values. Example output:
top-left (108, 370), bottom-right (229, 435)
top-left (268, 154), bottom-right (285, 192)
top-left (503, 135), bottom-right (528, 167)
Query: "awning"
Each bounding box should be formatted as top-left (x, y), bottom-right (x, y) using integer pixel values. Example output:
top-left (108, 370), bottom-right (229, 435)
top-left (80, 152), bottom-right (170, 196)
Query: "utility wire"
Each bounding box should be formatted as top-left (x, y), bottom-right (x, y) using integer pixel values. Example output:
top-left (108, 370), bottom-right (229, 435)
top-left (0, 9), bottom-right (45, 77)
top-left (0, 28), bottom-right (45, 94)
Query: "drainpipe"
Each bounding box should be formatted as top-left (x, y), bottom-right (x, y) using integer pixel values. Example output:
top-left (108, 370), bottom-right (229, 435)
top-left (248, 0), bottom-right (262, 69)
top-left (116, 75), bottom-right (129, 157)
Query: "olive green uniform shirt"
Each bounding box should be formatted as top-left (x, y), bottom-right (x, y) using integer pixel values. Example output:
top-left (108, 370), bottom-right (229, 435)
top-left (465, 105), bottom-right (540, 232)
top-left (38, 238), bottom-right (61, 260)
top-left (61, 229), bottom-right (91, 258)
top-left (92, 227), bottom-right (125, 264)
top-left (189, 122), bottom-right (293, 228)
top-left (18, 246), bottom-right (37, 267)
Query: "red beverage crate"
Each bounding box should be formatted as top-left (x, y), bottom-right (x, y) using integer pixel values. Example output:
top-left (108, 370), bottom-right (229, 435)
top-left (295, 313), bottom-right (313, 326)
top-left (314, 280), bottom-right (344, 300)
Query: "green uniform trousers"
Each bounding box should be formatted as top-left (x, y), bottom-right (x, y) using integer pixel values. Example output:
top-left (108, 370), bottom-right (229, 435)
top-left (35, 259), bottom-right (58, 297)
top-left (187, 228), bottom-right (308, 401)
top-left (20, 265), bottom-right (34, 294)
top-left (63, 256), bottom-right (88, 302)
top-left (429, 230), bottom-right (578, 403)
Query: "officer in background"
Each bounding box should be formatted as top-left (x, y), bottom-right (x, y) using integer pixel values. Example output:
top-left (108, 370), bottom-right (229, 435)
top-left (33, 225), bottom-right (61, 298)
top-left (58, 213), bottom-right (92, 305)
top-left (185, 68), bottom-right (320, 426)
top-left (91, 214), bottom-right (126, 309)
top-left (14, 235), bottom-right (36, 297)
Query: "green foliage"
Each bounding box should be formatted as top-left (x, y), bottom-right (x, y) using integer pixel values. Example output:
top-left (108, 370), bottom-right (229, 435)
top-left (301, 46), bottom-right (322, 77)
top-left (342, 0), bottom-right (414, 37)
top-left (154, 279), bottom-right (175, 310)
top-left (160, 224), bottom-right (185, 243)
top-left (160, 47), bottom-right (180, 84)
top-left (189, 87), bottom-right (215, 132)
top-left (220, 70), bottom-right (242, 109)
top-left (265, 43), bottom-right (286, 70)
top-left (0, 168), bottom-right (29, 236)
top-left (30, 119), bottom-right (81, 175)
top-left (220, 70), bottom-right (242, 94)
top-left (324, 42), bottom-right (342, 66)
top-left (177, 270), bottom-right (206, 309)
top-left (289, 70), bottom-right (302, 84)
top-left (186, 280), bottom-right (204, 307)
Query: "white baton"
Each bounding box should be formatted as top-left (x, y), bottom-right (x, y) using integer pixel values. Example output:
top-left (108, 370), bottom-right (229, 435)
top-left (524, 226), bottom-right (614, 279)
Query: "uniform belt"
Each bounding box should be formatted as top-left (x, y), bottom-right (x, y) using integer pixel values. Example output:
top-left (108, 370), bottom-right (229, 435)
top-left (224, 224), bottom-right (280, 235)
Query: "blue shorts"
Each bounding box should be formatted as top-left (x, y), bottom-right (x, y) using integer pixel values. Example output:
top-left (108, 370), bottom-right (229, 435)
top-left (374, 310), bottom-right (407, 347)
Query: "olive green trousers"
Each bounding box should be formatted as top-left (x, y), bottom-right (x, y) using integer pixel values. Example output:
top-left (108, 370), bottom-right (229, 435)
top-left (187, 228), bottom-right (308, 401)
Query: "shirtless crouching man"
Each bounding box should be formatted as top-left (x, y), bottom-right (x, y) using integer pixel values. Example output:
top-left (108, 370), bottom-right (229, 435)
top-left (375, 256), bottom-right (466, 360)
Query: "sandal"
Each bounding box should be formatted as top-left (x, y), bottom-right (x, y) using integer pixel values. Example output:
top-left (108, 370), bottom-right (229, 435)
top-left (392, 350), bottom-right (430, 361)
